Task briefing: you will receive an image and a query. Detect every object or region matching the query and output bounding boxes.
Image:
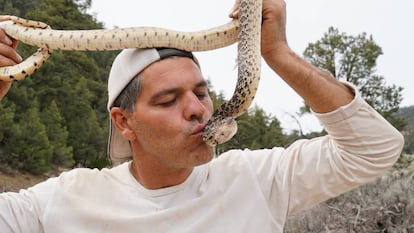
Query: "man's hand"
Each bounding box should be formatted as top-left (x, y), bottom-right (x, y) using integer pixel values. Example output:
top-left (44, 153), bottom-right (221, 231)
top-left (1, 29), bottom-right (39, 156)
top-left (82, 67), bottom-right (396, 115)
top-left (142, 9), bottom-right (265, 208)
top-left (228, 0), bottom-right (288, 63)
top-left (228, 0), bottom-right (354, 113)
top-left (0, 15), bottom-right (22, 100)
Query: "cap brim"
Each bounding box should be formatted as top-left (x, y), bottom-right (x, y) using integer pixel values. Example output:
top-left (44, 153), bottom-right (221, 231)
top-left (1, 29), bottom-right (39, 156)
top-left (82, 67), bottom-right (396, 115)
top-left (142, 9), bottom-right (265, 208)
top-left (108, 120), bottom-right (133, 163)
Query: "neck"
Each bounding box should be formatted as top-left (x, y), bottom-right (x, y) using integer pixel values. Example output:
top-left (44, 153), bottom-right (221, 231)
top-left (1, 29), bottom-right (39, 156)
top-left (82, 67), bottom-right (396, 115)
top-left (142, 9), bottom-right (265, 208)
top-left (129, 160), bottom-right (193, 190)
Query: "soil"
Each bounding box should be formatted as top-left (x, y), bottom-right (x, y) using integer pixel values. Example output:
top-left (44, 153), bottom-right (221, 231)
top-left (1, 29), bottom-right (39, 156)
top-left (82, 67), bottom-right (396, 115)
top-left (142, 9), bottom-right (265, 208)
top-left (0, 169), bottom-right (64, 193)
top-left (0, 171), bottom-right (51, 192)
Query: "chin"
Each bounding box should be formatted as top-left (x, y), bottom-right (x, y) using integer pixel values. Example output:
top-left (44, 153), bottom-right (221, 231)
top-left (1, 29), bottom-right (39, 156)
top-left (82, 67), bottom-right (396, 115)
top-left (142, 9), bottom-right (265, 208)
top-left (193, 146), bottom-right (215, 166)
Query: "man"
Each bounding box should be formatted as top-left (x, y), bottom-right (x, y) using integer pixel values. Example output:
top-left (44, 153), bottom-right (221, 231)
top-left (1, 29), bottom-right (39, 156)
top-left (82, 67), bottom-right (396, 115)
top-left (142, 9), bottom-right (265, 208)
top-left (0, 0), bottom-right (404, 232)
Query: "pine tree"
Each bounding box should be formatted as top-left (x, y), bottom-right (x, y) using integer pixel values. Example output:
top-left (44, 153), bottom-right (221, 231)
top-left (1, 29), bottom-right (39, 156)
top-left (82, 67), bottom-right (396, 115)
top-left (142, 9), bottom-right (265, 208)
top-left (66, 77), bottom-right (106, 167)
top-left (302, 27), bottom-right (405, 129)
top-left (40, 100), bottom-right (74, 167)
top-left (14, 105), bottom-right (53, 174)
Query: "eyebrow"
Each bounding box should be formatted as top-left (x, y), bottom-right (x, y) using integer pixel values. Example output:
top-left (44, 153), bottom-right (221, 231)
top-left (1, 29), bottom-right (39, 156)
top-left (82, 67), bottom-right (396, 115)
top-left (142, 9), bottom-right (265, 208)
top-left (150, 80), bottom-right (208, 102)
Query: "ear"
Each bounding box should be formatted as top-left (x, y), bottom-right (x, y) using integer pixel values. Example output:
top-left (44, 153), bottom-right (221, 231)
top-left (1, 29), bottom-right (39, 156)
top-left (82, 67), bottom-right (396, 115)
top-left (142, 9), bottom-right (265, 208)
top-left (110, 107), bottom-right (136, 141)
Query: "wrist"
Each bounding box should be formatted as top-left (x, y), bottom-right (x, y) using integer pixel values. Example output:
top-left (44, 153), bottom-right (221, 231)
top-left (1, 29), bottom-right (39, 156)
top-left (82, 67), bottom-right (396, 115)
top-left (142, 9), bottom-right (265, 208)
top-left (262, 43), bottom-right (292, 72)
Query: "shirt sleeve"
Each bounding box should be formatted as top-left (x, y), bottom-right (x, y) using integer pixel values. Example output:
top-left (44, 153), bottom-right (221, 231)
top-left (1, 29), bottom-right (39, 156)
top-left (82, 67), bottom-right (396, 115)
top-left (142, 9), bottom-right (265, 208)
top-left (0, 177), bottom-right (56, 233)
top-left (284, 83), bottom-right (404, 214)
top-left (245, 83), bottom-right (404, 217)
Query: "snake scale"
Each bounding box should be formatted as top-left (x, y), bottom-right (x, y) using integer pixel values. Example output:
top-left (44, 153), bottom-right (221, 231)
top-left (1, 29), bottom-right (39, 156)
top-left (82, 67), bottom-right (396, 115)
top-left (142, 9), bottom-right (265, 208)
top-left (0, 0), bottom-right (262, 146)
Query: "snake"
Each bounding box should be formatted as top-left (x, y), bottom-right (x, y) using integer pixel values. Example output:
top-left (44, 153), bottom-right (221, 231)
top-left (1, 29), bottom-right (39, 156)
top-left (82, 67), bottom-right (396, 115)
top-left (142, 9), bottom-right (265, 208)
top-left (0, 0), bottom-right (262, 146)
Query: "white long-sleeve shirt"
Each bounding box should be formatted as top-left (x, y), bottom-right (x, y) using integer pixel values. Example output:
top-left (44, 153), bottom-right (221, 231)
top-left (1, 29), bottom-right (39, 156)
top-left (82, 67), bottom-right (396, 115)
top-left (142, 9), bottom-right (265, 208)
top-left (0, 88), bottom-right (404, 233)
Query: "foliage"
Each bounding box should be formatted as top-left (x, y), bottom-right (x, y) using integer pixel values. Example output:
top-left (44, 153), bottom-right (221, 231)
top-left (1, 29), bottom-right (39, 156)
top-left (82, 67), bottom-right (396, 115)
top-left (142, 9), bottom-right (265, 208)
top-left (405, 132), bottom-right (414, 155)
top-left (302, 27), bottom-right (405, 130)
top-left (395, 105), bottom-right (414, 155)
top-left (40, 100), bottom-right (74, 167)
top-left (397, 106), bottom-right (414, 132)
top-left (25, 0), bottom-right (101, 30)
top-left (6, 104), bottom-right (53, 174)
top-left (0, 100), bottom-right (15, 142)
top-left (67, 77), bottom-right (106, 167)
top-left (0, 0), bottom-right (40, 17)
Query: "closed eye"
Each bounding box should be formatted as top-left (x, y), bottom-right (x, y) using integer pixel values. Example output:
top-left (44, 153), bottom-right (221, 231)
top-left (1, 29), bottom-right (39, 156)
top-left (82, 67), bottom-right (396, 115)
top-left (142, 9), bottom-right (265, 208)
top-left (196, 92), bottom-right (208, 99)
top-left (194, 84), bottom-right (209, 100)
top-left (159, 98), bottom-right (176, 107)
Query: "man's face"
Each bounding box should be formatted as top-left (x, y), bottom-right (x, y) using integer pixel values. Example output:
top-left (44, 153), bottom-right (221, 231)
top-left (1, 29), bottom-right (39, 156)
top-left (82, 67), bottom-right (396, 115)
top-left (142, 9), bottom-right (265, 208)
top-left (128, 57), bottom-right (215, 169)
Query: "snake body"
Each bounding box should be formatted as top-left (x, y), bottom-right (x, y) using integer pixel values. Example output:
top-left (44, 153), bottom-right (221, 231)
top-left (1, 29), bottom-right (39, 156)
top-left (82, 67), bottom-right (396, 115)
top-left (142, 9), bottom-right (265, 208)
top-left (0, 19), bottom-right (239, 81)
top-left (0, 0), bottom-right (262, 146)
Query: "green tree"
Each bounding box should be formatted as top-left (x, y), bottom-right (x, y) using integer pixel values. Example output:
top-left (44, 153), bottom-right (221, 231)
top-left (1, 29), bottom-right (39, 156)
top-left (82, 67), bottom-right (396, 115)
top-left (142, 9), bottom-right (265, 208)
top-left (404, 131), bottom-right (414, 155)
top-left (302, 27), bottom-right (405, 130)
top-left (395, 106), bottom-right (414, 154)
top-left (10, 105), bottom-right (53, 174)
top-left (0, 0), bottom-right (40, 16)
top-left (0, 100), bottom-right (18, 172)
top-left (40, 100), bottom-right (74, 167)
top-left (5, 81), bottom-right (37, 119)
top-left (66, 77), bottom-right (106, 167)
top-left (26, 0), bottom-right (101, 30)
top-left (0, 0), bottom-right (19, 16)
top-left (0, 101), bottom-right (15, 142)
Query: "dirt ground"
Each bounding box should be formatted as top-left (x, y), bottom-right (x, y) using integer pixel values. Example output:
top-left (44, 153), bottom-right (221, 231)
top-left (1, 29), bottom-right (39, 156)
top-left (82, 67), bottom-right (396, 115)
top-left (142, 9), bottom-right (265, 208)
top-left (0, 172), bottom-right (50, 192)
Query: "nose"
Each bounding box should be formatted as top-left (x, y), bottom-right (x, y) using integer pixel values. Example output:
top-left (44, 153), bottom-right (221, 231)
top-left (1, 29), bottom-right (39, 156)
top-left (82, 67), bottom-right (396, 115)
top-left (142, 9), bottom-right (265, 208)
top-left (183, 93), bottom-right (208, 121)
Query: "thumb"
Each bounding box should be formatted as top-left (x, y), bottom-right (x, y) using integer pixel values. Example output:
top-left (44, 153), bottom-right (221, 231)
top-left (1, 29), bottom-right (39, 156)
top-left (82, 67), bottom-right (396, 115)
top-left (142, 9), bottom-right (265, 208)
top-left (228, 0), bottom-right (240, 18)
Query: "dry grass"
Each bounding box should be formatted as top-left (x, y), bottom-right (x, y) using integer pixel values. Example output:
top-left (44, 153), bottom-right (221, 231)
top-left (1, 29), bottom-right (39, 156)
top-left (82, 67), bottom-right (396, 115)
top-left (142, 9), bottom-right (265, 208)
top-left (285, 163), bottom-right (414, 233)
top-left (0, 171), bottom-right (48, 192)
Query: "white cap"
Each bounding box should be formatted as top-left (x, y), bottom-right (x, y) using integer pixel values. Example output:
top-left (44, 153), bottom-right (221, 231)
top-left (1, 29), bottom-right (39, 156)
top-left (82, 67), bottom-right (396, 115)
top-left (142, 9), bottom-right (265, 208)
top-left (107, 48), bottom-right (198, 162)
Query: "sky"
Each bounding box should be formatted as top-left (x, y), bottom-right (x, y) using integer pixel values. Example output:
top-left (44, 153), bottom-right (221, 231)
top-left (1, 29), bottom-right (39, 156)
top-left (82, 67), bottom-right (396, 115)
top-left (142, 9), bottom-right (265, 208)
top-left (88, 0), bottom-right (413, 133)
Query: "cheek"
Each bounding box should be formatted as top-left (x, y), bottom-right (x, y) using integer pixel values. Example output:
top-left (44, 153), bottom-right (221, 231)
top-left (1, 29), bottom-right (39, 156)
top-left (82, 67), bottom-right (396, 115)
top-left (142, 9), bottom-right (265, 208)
top-left (134, 116), bottom-right (182, 140)
top-left (204, 98), bottom-right (214, 115)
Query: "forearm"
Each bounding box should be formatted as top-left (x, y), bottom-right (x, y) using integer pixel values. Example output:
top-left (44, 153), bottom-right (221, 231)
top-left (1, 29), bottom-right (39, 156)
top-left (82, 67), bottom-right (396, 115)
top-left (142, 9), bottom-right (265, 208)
top-left (264, 45), bottom-right (354, 113)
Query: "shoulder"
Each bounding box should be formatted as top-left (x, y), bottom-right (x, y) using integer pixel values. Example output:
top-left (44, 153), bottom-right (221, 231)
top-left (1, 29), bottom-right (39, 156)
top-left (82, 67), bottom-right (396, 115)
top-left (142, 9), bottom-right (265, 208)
top-left (38, 162), bottom-right (131, 192)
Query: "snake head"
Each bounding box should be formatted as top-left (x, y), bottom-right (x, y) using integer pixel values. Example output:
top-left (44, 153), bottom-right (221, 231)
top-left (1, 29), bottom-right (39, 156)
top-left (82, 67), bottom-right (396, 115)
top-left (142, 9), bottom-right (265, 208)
top-left (202, 117), bottom-right (238, 146)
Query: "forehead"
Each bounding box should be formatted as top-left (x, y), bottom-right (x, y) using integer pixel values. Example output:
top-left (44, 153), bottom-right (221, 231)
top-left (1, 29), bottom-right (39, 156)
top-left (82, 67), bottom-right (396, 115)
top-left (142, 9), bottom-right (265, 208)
top-left (139, 57), bottom-right (204, 90)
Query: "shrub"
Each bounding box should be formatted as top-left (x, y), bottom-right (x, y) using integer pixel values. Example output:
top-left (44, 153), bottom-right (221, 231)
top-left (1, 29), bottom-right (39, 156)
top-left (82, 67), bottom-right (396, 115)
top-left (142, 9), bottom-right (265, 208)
top-left (285, 164), bottom-right (414, 232)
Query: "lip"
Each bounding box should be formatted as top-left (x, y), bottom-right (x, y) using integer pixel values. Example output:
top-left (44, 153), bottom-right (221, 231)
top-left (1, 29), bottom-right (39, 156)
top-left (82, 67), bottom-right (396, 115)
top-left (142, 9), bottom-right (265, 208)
top-left (191, 123), bottom-right (207, 136)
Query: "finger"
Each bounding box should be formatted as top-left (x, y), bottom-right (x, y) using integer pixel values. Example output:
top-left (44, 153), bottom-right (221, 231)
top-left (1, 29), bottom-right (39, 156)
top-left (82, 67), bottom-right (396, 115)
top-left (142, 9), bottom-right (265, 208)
top-left (0, 29), bottom-right (13, 46)
top-left (11, 38), bottom-right (19, 49)
top-left (228, 0), bottom-right (240, 18)
top-left (0, 28), bottom-right (20, 49)
top-left (0, 43), bottom-right (22, 65)
top-left (229, 9), bottom-right (240, 19)
top-left (0, 15), bottom-right (12, 22)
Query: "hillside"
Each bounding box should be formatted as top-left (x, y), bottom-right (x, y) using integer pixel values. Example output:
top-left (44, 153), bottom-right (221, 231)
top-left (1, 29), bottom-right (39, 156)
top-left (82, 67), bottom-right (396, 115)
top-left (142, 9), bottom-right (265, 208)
top-left (0, 172), bottom-right (47, 192)
top-left (397, 105), bottom-right (414, 131)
